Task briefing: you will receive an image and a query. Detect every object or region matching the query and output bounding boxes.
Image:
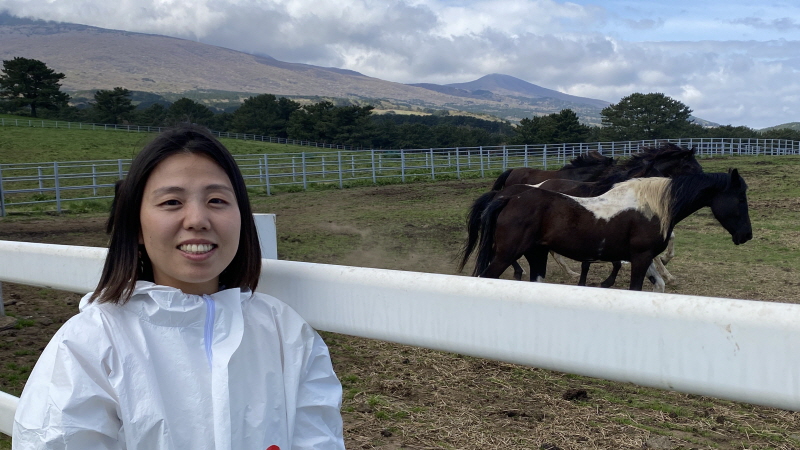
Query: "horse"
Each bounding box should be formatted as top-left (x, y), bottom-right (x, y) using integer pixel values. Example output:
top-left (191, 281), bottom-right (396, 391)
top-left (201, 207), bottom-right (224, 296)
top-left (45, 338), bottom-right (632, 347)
top-left (491, 150), bottom-right (617, 190)
top-left (468, 170), bottom-right (752, 291)
top-left (491, 143), bottom-right (699, 191)
top-left (461, 144), bottom-right (704, 286)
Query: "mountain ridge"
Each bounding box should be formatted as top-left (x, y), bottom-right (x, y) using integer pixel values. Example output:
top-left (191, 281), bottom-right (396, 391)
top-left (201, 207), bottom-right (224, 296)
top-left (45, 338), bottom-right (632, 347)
top-left (0, 14), bottom-right (609, 123)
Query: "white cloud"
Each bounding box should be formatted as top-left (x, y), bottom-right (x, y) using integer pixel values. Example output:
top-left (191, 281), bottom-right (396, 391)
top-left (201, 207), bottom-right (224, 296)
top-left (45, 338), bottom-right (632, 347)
top-left (2, 0), bottom-right (800, 127)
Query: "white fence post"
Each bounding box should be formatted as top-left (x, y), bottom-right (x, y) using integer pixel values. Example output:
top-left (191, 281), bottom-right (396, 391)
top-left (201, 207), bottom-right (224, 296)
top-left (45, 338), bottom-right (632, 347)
top-left (371, 150), bottom-right (376, 184)
top-left (0, 165), bottom-right (5, 217)
top-left (54, 162), bottom-right (61, 214)
top-left (253, 213), bottom-right (278, 260)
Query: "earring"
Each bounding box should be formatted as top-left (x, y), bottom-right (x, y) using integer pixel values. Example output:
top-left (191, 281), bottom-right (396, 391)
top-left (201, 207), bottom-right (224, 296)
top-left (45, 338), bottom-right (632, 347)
top-left (138, 248), bottom-right (145, 275)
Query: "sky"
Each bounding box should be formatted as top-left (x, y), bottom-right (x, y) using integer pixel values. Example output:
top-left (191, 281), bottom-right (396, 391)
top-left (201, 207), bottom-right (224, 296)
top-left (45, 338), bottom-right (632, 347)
top-left (1, 0), bottom-right (799, 128)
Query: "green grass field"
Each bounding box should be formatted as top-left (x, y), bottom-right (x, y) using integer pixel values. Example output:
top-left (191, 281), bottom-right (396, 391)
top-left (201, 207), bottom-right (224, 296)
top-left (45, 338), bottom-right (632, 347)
top-left (0, 114), bottom-right (321, 163)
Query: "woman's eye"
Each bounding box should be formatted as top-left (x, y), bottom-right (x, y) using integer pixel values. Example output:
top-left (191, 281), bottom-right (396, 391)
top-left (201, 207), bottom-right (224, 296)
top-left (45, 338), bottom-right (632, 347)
top-left (161, 199), bottom-right (181, 206)
top-left (209, 197), bottom-right (228, 204)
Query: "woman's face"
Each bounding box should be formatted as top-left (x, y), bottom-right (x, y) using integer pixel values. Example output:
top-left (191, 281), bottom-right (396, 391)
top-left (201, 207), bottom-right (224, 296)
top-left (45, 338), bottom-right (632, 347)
top-left (139, 152), bottom-right (241, 295)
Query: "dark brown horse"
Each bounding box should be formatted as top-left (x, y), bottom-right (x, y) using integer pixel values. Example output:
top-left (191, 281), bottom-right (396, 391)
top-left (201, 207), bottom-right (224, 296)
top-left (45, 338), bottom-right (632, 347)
top-left (462, 144), bottom-right (704, 283)
top-left (467, 171), bottom-right (752, 290)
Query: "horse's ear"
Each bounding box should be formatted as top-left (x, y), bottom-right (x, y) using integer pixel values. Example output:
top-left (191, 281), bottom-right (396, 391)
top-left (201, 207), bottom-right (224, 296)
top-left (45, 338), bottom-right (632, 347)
top-left (729, 168), bottom-right (741, 187)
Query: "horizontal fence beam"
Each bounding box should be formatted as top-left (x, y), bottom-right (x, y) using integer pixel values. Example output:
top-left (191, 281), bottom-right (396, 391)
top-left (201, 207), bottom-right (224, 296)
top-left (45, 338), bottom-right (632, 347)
top-left (1, 239), bottom-right (799, 437)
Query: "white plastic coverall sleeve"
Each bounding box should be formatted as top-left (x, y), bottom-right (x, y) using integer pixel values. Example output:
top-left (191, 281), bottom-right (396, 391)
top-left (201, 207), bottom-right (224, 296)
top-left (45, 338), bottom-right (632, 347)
top-left (12, 283), bottom-right (345, 450)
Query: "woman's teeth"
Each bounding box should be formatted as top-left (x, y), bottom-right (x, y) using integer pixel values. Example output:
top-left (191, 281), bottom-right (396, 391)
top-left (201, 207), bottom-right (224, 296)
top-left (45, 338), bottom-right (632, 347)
top-left (180, 244), bottom-right (214, 253)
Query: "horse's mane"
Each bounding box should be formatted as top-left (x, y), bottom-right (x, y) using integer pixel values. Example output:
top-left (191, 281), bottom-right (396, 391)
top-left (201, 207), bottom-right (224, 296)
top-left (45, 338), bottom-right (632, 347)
top-left (669, 172), bottom-right (735, 220)
top-left (608, 177), bottom-right (673, 238)
top-left (620, 143), bottom-right (696, 171)
top-left (591, 163), bottom-right (653, 194)
top-left (560, 151), bottom-right (615, 170)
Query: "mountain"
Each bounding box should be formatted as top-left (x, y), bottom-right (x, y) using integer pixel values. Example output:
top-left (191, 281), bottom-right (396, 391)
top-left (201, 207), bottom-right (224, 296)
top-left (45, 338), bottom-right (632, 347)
top-left (0, 14), bottom-right (609, 123)
top-left (759, 122), bottom-right (800, 132)
top-left (432, 73), bottom-right (609, 109)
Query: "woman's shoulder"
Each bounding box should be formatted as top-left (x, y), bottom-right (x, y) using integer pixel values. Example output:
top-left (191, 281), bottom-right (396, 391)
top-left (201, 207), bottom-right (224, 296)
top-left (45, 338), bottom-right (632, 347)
top-left (241, 291), bottom-right (316, 336)
top-left (241, 291), bottom-right (298, 317)
top-left (58, 298), bottom-right (120, 339)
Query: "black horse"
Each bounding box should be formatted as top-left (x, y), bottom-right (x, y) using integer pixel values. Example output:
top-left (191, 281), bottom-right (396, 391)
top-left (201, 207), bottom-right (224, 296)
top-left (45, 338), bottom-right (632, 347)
top-left (464, 170), bottom-right (752, 291)
top-left (491, 150), bottom-right (617, 190)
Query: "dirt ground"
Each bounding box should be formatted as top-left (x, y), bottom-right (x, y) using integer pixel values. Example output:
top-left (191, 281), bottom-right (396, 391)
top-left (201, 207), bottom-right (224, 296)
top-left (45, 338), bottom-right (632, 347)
top-left (1, 177), bottom-right (799, 449)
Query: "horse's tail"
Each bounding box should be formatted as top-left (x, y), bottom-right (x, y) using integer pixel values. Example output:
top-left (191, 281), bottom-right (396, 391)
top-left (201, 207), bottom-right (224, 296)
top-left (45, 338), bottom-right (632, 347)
top-left (472, 195), bottom-right (512, 277)
top-left (457, 190), bottom-right (501, 273)
top-left (491, 169), bottom-right (513, 191)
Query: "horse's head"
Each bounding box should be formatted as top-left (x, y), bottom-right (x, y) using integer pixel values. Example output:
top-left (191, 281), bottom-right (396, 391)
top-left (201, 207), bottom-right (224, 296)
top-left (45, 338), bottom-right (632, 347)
top-left (710, 168), bottom-right (753, 245)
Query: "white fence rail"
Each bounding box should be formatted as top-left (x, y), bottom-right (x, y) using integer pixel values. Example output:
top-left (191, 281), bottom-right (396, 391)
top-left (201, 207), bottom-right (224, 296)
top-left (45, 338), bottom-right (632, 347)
top-left (2, 137), bottom-right (800, 216)
top-left (2, 238), bottom-right (800, 436)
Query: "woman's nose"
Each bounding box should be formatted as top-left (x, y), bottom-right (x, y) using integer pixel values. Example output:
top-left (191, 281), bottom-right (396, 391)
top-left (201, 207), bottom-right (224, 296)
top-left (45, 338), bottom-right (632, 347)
top-left (183, 201), bottom-right (210, 230)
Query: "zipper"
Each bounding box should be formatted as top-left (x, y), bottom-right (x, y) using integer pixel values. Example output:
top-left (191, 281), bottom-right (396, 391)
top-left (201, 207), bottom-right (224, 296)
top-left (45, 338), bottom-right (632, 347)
top-left (202, 294), bottom-right (215, 369)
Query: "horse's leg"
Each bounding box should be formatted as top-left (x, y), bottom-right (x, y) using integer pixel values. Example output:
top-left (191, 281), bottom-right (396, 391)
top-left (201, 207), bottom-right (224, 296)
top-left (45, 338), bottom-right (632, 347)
top-left (659, 232), bottom-right (676, 265)
top-left (653, 256), bottom-right (676, 284)
top-left (578, 261), bottom-right (590, 286)
top-left (628, 255), bottom-right (653, 291)
top-left (646, 261), bottom-right (665, 293)
top-left (511, 260), bottom-right (526, 281)
top-left (599, 261), bottom-right (622, 288)
top-left (479, 240), bottom-right (521, 279)
top-left (551, 252), bottom-right (580, 277)
top-left (525, 247), bottom-right (549, 282)
top-left (479, 258), bottom-right (513, 279)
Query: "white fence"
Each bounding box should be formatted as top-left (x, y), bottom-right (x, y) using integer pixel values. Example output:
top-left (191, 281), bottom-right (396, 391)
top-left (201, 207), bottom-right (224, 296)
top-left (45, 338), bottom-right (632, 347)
top-left (1, 219), bottom-right (800, 436)
top-left (2, 137), bottom-right (799, 216)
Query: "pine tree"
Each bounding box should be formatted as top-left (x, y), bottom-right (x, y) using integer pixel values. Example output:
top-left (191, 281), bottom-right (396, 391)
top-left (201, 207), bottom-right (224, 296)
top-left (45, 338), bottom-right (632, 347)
top-left (0, 57), bottom-right (70, 118)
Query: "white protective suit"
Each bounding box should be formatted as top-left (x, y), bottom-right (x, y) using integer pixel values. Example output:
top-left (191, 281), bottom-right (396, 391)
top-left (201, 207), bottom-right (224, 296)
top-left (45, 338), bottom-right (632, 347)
top-left (13, 281), bottom-right (345, 450)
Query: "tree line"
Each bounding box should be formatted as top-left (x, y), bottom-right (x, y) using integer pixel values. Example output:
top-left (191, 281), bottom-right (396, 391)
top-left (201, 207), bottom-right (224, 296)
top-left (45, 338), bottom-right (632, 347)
top-left (3, 56), bottom-right (800, 150)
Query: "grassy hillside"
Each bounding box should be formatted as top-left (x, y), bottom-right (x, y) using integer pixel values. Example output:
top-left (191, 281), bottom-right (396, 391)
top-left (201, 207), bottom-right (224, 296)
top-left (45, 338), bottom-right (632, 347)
top-left (0, 115), bottom-right (321, 163)
top-left (760, 121), bottom-right (800, 132)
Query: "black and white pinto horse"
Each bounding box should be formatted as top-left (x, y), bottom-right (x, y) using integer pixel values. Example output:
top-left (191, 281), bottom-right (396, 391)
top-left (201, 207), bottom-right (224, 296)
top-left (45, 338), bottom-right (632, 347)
top-left (466, 170), bottom-right (752, 290)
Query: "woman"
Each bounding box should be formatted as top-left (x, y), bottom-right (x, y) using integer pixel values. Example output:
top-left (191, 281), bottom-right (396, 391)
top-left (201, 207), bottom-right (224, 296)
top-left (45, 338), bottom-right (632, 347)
top-left (13, 125), bottom-right (345, 449)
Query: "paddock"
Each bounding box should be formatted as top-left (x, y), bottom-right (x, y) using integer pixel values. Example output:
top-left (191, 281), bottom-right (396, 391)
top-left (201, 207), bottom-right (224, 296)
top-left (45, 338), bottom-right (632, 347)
top-left (1, 214), bottom-right (799, 438)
